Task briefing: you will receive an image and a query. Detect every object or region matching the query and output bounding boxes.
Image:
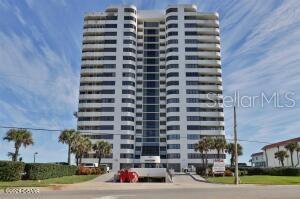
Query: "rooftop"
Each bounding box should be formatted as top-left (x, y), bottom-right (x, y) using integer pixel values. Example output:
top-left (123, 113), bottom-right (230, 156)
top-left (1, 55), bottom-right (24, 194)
top-left (262, 137), bottom-right (300, 150)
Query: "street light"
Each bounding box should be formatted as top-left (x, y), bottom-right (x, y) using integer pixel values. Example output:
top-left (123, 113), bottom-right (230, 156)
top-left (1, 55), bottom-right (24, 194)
top-left (34, 152), bottom-right (38, 163)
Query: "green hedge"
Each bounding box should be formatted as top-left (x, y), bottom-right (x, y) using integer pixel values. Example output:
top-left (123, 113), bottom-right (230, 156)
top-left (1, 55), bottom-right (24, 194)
top-left (24, 163), bottom-right (77, 180)
top-left (227, 167), bottom-right (300, 176)
top-left (0, 161), bottom-right (25, 181)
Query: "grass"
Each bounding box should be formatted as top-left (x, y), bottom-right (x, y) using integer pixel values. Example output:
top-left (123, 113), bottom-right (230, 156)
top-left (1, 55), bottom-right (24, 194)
top-left (0, 175), bottom-right (98, 189)
top-left (207, 175), bottom-right (300, 185)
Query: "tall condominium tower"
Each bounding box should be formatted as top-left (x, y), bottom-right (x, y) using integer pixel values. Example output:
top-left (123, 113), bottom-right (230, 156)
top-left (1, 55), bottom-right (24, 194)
top-left (77, 4), bottom-right (225, 171)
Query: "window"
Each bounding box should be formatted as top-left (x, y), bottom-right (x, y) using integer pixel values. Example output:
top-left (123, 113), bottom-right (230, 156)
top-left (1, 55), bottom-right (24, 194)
top-left (167, 98), bottom-right (179, 103)
top-left (121, 134), bottom-right (134, 140)
top-left (78, 116), bottom-right (114, 121)
top-left (167, 153), bottom-right (180, 159)
top-left (78, 125), bottom-right (114, 130)
top-left (124, 24), bottom-right (136, 29)
top-left (166, 81), bottom-right (179, 86)
top-left (167, 39), bottom-right (178, 44)
top-left (123, 39), bottom-right (136, 45)
top-left (123, 47), bottom-right (136, 53)
top-left (187, 125), bottom-right (225, 130)
top-left (166, 48), bottom-right (178, 53)
top-left (166, 15), bottom-right (178, 21)
top-left (121, 144), bottom-right (134, 149)
top-left (121, 116), bottom-right (135, 122)
top-left (166, 56), bottom-right (178, 61)
top-left (123, 56), bottom-right (136, 62)
top-left (167, 134), bottom-right (180, 140)
top-left (167, 31), bottom-right (178, 37)
top-left (122, 89), bottom-right (135, 95)
top-left (123, 64), bottom-right (135, 70)
top-left (144, 29), bottom-right (159, 34)
top-left (79, 98), bottom-right (115, 103)
top-left (124, 8), bottom-right (135, 13)
top-left (121, 125), bottom-right (135, 131)
top-left (167, 89), bottom-right (179, 95)
top-left (122, 81), bottom-right (135, 87)
top-left (144, 22), bottom-right (159, 27)
top-left (166, 64), bottom-right (179, 69)
top-left (120, 153), bottom-right (134, 159)
top-left (167, 125), bottom-right (180, 130)
top-left (167, 116), bottom-right (180, 121)
top-left (79, 90), bottom-right (115, 95)
top-left (122, 98), bottom-right (135, 104)
top-left (167, 144), bottom-right (180, 149)
top-left (167, 72), bottom-right (179, 78)
top-left (166, 7), bottom-right (178, 14)
top-left (124, 16), bottom-right (136, 21)
top-left (167, 24), bottom-right (178, 29)
top-left (122, 107), bottom-right (135, 113)
top-left (187, 134), bottom-right (201, 140)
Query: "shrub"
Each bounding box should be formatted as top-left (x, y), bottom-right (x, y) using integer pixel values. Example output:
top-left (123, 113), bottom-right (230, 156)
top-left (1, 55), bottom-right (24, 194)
top-left (224, 169), bottom-right (233, 176)
top-left (227, 167), bottom-right (300, 176)
top-left (0, 161), bottom-right (25, 181)
top-left (24, 163), bottom-right (77, 180)
top-left (196, 167), bottom-right (206, 176)
top-left (76, 166), bottom-right (106, 175)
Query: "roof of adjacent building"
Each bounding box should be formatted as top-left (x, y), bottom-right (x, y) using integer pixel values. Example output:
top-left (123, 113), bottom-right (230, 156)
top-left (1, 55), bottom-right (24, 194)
top-left (261, 137), bottom-right (300, 150)
top-left (251, 152), bottom-right (264, 157)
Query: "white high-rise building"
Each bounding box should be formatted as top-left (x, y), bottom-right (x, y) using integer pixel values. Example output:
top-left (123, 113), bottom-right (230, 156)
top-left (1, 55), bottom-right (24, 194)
top-left (77, 4), bottom-right (225, 172)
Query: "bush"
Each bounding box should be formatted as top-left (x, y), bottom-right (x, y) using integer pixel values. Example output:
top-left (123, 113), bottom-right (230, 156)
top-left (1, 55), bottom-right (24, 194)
top-left (76, 166), bottom-right (106, 175)
top-left (0, 161), bottom-right (25, 181)
top-left (224, 169), bottom-right (233, 176)
top-left (227, 167), bottom-right (300, 176)
top-left (24, 163), bottom-right (77, 180)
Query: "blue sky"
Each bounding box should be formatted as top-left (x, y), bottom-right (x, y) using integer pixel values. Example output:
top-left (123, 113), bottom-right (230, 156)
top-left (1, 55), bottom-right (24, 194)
top-left (0, 0), bottom-right (299, 164)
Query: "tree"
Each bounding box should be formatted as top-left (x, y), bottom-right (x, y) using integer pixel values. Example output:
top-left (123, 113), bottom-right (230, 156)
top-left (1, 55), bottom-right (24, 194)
top-left (296, 145), bottom-right (300, 167)
top-left (213, 136), bottom-right (227, 159)
top-left (72, 134), bottom-right (92, 166)
top-left (285, 142), bottom-right (299, 167)
top-left (274, 150), bottom-right (289, 167)
top-left (226, 143), bottom-right (243, 167)
top-left (58, 129), bottom-right (77, 165)
top-left (195, 137), bottom-right (214, 169)
top-left (194, 140), bottom-right (205, 169)
top-left (93, 141), bottom-right (112, 167)
top-left (3, 129), bottom-right (34, 161)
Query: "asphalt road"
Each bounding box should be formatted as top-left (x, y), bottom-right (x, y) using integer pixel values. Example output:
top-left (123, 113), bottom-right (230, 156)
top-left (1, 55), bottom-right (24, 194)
top-left (1, 185), bottom-right (300, 199)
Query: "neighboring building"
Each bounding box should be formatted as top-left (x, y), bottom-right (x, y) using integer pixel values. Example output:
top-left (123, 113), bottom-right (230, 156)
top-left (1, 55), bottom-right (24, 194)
top-left (262, 137), bottom-right (300, 168)
top-left (250, 152), bottom-right (265, 167)
top-left (77, 4), bottom-right (225, 171)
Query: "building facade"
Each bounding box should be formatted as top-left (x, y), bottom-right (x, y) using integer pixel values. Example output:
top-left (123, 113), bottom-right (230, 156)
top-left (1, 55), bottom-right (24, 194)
top-left (77, 4), bottom-right (225, 171)
top-left (262, 137), bottom-right (300, 168)
top-left (250, 152), bottom-right (266, 167)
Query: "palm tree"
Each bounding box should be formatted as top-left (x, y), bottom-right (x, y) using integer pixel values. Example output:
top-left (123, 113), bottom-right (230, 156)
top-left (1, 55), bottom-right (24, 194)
top-left (58, 129), bottom-right (76, 165)
top-left (213, 136), bottom-right (227, 159)
top-left (274, 150), bottom-right (289, 167)
top-left (226, 143), bottom-right (243, 167)
top-left (285, 142), bottom-right (299, 167)
top-left (296, 146), bottom-right (300, 167)
top-left (194, 140), bottom-right (205, 169)
top-left (72, 134), bottom-right (92, 166)
top-left (3, 129), bottom-right (34, 161)
top-left (93, 141), bottom-right (112, 167)
top-left (196, 137), bottom-right (214, 168)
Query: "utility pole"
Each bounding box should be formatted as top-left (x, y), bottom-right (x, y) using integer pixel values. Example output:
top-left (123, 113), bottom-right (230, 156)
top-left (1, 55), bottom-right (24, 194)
top-left (33, 152), bottom-right (38, 163)
top-left (234, 106), bottom-right (239, 185)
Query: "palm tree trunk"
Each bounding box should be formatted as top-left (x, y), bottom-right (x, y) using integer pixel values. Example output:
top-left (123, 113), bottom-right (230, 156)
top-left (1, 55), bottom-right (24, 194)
top-left (98, 157), bottom-right (101, 168)
top-left (281, 160), bottom-right (284, 167)
top-left (296, 151), bottom-right (300, 167)
top-left (230, 153), bottom-right (234, 167)
top-left (68, 144), bottom-right (71, 165)
top-left (14, 145), bottom-right (19, 162)
top-left (290, 151), bottom-right (294, 167)
top-left (217, 149), bottom-right (220, 159)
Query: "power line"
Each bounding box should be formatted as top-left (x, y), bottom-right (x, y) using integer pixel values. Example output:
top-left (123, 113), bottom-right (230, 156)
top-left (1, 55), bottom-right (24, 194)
top-left (0, 124), bottom-right (271, 144)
